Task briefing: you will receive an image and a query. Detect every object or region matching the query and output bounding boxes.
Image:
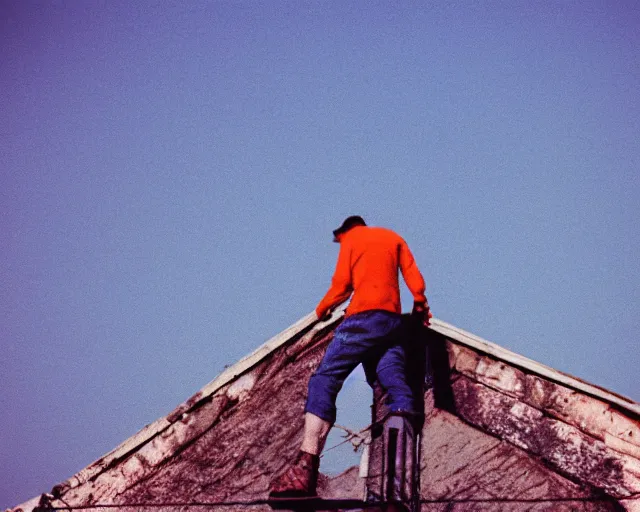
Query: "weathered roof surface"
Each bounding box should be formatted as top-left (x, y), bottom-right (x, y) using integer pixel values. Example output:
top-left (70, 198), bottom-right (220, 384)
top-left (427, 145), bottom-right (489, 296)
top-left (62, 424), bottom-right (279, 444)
top-left (430, 318), bottom-right (640, 418)
top-left (437, 341), bottom-right (640, 508)
top-left (9, 305), bottom-right (352, 512)
top-left (9, 308), bottom-right (640, 512)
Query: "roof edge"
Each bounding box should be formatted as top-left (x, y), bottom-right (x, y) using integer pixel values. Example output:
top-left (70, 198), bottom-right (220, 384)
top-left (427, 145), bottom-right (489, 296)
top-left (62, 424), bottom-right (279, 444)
top-left (14, 309), bottom-right (638, 511)
top-left (197, 306), bottom-right (345, 399)
top-left (429, 318), bottom-right (640, 418)
top-left (39, 306), bottom-right (348, 500)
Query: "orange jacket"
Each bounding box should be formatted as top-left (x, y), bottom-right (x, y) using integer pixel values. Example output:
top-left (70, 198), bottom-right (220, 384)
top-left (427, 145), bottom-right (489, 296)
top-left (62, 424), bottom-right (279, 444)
top-left (315, 225), bottom-right (427, 318)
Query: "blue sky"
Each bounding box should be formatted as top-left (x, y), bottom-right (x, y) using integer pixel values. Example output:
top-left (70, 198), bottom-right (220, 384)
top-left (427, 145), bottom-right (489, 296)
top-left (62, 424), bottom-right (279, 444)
top-left (2, 1), bottom-right (639, 508)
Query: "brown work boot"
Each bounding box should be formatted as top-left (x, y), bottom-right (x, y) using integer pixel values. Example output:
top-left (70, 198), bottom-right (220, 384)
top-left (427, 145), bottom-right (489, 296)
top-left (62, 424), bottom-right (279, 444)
top-left (269, 451), bottom-right (320, 498)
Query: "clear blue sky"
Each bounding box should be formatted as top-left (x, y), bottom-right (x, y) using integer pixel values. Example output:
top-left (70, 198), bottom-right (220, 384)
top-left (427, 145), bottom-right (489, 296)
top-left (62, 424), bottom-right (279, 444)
top-left (2, 1), bottom-right (639, 508)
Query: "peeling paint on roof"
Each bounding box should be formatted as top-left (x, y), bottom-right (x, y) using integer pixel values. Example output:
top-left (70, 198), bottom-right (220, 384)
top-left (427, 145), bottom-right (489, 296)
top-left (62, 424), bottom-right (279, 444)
top-left (8, 306), bottom-right (640, 512)
top-left (430, 318), bottom-right (640, 418)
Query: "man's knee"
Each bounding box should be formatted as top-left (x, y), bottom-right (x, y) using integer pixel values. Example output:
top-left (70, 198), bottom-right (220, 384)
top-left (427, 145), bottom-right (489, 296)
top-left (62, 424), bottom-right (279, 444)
top-left (308, 371), bottom-right (342, 396)
top-left (304, 401), bottom-right (336, 424)
top-left (305, 373), bottom-right (339, 424)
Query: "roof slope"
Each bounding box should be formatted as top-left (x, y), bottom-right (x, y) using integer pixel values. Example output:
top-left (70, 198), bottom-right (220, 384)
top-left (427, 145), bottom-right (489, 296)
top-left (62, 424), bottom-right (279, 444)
top-left (9, 309), bottom-right (640, 512)
top-left (10, 306), bottom-right (355, 512)
top-left (430, 319), bottom-right (640, 417)
top-left (423, 330), bottom-right (640, 510)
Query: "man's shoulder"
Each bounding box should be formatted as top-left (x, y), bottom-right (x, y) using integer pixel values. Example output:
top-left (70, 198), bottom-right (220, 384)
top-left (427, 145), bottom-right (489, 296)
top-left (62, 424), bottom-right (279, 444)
top-left (349, 226), bottom-right (404, 250)
top-left (366, 226), bottom-right (403, 241)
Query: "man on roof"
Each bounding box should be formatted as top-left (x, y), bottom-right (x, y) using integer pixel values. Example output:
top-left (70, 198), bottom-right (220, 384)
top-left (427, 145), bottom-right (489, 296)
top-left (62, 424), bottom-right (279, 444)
top-left (270, 215), bottom-right (431, 498)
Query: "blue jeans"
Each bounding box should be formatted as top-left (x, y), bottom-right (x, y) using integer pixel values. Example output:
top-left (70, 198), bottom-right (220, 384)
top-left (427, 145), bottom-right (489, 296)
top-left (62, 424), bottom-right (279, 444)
top-left (304, 310), bottom-right (416, 424)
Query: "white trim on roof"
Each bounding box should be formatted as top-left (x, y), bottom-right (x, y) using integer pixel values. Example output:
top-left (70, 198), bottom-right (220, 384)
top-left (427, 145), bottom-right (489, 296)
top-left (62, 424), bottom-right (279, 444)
top-left (14, 308), bottom-right (638, 512)
top-left (49, 306), bottom-right (348, 494)
top-left (198, 306), bottom-right (346, 399)
top-left (430, 318), bottom-right (640, 418)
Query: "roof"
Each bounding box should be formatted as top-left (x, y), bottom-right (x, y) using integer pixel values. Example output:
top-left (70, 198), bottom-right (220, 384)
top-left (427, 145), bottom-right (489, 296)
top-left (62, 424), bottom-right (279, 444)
top-left (9, 307), bottom-right (640, 511)
top-left (429, 318), bottom-right (640, 418)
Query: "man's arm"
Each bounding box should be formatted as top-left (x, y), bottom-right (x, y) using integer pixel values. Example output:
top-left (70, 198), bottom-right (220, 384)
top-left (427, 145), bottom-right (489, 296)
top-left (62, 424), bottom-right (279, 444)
top-left (399, 239), bottom-right (426, 303)
top-left (315, 243), bottom-right (353, 319)
top-left (399, 240), bottom-right (431, 326)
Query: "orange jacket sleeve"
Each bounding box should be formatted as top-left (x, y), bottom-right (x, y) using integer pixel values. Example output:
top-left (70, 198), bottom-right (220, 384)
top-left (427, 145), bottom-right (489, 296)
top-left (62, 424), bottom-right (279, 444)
top-left (315, 243), bottom-right (353, 318)
top-left (399, 239), bottom-right (427, 304)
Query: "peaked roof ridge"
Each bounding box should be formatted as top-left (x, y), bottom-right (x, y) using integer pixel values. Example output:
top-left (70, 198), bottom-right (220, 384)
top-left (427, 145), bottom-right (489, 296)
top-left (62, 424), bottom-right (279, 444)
top-left (14, 307), bottom-right (638, 512)
top-left (47, 310), bottom-right (640, 496)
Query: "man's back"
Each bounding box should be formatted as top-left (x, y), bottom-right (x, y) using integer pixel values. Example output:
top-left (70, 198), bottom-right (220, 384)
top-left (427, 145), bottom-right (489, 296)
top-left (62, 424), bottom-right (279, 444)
top-left (316, 225), bottom-right (426, 318)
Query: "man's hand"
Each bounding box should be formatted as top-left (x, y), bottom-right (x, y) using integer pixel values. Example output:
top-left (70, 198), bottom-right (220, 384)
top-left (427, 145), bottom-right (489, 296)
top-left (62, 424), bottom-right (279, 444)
top-left (412, 301), bottom-right (432, 327)
top-left (314, 308), bottom-right (333, 322)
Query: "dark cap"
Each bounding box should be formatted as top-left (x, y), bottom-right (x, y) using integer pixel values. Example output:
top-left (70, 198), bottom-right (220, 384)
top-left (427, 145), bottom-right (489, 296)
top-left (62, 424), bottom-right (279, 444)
top-left (332, 215), bottom-right (366, 242)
